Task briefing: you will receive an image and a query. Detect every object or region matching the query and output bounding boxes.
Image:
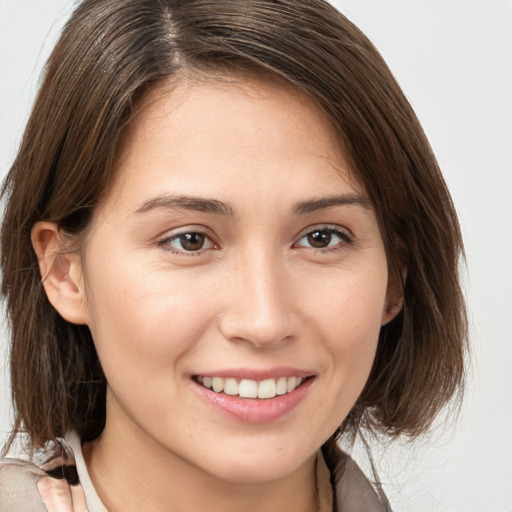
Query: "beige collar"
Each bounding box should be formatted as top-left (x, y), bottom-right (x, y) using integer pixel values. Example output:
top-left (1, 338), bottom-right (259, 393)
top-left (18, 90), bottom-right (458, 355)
top-left (316, 450), bottom-right (335, 511)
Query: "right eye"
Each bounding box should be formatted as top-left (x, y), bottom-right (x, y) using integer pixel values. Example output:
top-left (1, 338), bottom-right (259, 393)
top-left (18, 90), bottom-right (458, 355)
top-left (158, 231), bottom-right (217, 255)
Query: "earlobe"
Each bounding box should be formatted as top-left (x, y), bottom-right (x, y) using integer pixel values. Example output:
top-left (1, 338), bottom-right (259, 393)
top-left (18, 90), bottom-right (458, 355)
top-left (381, 299), bottom-right (403, 326)
top-left (31, 221), bottom-right (89, 325)
top-left (382, 269), bottom-right (406, 326)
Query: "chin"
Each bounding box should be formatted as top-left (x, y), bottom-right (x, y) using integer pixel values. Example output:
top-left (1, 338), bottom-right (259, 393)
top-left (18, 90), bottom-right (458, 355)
top-left (198, 442), bottom-right (316, 484)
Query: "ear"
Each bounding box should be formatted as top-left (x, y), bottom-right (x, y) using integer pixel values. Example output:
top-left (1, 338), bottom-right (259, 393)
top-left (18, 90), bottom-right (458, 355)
top-left (31, 221), bottom-right (89, 325)
top-left (382, 268), bottom-right (405, 326)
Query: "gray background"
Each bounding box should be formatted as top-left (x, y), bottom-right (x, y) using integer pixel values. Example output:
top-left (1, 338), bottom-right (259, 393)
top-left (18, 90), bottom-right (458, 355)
top-left (1, 1), bottom-right (511, 510)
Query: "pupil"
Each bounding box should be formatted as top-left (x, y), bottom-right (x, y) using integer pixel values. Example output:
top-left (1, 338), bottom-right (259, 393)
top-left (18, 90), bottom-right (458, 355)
top-left (180, 233), bottom-right (205, 251)
top-left (307, 230), bottom-right (331, 248)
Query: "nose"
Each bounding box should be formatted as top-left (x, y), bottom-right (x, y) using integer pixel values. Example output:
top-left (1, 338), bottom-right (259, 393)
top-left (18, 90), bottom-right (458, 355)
top-left (218, 251), bottom-right (299, 349)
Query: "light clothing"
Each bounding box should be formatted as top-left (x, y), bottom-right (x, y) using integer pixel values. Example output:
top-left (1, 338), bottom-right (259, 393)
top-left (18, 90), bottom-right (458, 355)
top-left (0, 432), bottom-right (390, 511)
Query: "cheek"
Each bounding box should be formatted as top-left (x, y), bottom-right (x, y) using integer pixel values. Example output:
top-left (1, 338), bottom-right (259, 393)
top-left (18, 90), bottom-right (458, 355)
top-left (82, 255), bottom-right (218, 380)
top-left (305, 264), bottom-right (387, 344)
top-left (336, 281), bottom-right (386, 372)
top-left (302, 265), bottom-right (387, 399)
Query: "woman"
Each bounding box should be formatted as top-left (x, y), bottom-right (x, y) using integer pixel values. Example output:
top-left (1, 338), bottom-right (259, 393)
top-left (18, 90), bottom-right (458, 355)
top-left (0, 0), bottom-right (467, 511)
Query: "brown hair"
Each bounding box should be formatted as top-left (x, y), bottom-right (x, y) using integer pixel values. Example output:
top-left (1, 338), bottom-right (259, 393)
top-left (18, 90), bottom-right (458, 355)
top-left (1, 0), bottom-right (467, 454)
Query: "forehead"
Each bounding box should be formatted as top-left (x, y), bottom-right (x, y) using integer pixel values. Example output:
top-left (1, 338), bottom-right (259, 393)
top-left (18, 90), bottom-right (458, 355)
top-left (103, 74), bottom-right (364, 215)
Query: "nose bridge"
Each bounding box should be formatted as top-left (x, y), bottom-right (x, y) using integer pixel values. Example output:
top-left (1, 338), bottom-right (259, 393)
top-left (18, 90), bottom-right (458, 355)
top-left (219, 245), bottom-right (295, 347)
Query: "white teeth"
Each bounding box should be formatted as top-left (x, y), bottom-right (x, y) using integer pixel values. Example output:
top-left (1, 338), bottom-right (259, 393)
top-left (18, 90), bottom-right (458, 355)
top-left (258, 378), bottom-right (277, 399)
top-left (239, 379), bottom-right (258, 398)
top-left (286, 376), bottom-right (297, 392)
top-left (212, 377), bottom-right (224, 393)
top-left (276, 377), bottom-right (287, 395)
top-left (197, 375), bottom-right (305, 399)
top-left (223, 378), bottom-right (239, 396)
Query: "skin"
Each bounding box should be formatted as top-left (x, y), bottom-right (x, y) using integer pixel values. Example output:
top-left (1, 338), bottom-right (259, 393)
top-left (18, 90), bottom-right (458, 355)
top-left (33, 76), bottom-right (402, 512)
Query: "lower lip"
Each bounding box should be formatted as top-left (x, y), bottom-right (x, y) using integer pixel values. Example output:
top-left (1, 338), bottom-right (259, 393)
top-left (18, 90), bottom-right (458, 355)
top-left (194, 378), bottom-right (314, 424)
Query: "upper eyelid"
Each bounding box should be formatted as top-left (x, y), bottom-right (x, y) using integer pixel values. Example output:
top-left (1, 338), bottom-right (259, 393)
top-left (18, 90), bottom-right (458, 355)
top-left (157, 225), bottom-right (217, 241)
top-left (156, 226), bottom-right (219, 252)
top-left (294, 224), bottom-right (353, 241)
top-left (291, 226), bottom-right (355, 253)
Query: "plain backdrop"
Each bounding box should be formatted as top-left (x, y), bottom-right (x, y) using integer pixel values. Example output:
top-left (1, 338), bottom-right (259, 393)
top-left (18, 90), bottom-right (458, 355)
top-left (1, 1), bottom-right (511, 511)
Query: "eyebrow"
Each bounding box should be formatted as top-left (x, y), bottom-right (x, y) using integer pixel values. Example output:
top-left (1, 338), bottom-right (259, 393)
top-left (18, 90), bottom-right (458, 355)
top-left (134, 193), bottom-right (372, 217)
top-left (135, 195), bottom-right (235, 216)
top-left (293, 194), bottom-right (372, 214)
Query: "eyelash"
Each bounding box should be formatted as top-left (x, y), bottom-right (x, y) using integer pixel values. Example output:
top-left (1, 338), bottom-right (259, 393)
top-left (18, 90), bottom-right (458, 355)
top-left (293, 225), bottom-right (354, 253)
top-left (156, 225), bottom-right (354, 256)
top-left (156, 228), bottom-right (218, 257)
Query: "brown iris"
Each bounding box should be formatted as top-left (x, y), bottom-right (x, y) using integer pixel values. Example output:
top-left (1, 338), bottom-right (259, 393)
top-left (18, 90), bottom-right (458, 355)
top-left (179, 232), bottom-right (206, 251)
top-left (307, 230), bottom-right (333, 248)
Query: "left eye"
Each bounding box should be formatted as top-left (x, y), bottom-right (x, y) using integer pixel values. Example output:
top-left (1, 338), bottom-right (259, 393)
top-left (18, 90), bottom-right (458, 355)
top-left (294, 228), bottom-right (349, 250)
top-left (160, 232), bottom-right (216, 253)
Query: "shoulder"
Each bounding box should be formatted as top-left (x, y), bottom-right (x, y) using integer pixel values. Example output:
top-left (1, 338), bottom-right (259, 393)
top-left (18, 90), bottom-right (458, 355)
top-left (0, 457), bottom-right (47, 511)
top-left (330, 447), bottom-right (392, 512)
top-left (0, 436), bottom-right (82, 512)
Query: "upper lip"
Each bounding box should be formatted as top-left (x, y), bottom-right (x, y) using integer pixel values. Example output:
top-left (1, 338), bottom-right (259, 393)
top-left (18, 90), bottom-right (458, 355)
top-left (192, 367), bottom-right (315, 381)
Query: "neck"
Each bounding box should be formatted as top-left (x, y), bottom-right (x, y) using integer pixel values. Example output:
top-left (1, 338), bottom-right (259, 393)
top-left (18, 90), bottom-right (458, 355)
top-left (84, 418), bottom-right (319, 512)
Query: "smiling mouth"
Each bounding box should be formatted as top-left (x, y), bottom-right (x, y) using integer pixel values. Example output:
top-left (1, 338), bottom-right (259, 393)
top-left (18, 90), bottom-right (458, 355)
top-left (194, 375), bottom-right (307, 399)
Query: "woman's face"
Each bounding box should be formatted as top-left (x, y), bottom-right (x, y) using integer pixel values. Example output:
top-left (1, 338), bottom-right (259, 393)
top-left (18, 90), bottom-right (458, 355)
top-left (76, 76), bottom-right (397, 482)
